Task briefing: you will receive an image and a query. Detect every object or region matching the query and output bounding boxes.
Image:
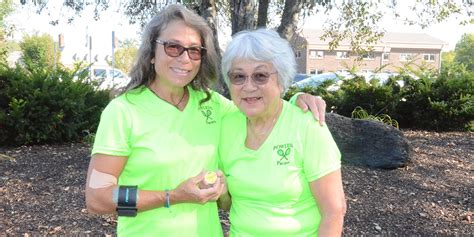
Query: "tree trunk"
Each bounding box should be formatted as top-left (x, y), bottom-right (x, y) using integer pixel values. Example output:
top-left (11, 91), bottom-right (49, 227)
top-left (231, 0), bottom-right (258, 35)
top-left (277, 0), bottom-right (304, 41)
top-left (200, 0), bottom-right (219, 48)
top-left (257, 0), bottom-right (269, 27)
top-left (200, 0), bottom-right (229, 97)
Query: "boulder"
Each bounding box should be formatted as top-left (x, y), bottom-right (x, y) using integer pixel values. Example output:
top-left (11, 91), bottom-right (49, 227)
top-left (325, 113), bottom-right (412, 169)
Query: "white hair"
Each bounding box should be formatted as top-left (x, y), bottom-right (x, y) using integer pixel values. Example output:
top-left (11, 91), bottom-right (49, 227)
top-left (221, 29), bottom-right (297, 93)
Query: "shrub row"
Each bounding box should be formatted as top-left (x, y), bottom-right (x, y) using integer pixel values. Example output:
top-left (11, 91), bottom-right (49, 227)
top-left (0, 64), bottom-right (110, 146)
top-left (285, 65), bottom-right (474, 131)
top-left (1, 62), bottom-right (472, 146)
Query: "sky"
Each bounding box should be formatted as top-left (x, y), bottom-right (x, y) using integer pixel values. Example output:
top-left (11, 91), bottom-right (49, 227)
top-left (5, 1), bottom-right (473, 67)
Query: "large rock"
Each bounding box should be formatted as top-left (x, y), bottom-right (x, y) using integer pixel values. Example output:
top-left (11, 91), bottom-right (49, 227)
top-left (325, 113), bottom-right (411, 169)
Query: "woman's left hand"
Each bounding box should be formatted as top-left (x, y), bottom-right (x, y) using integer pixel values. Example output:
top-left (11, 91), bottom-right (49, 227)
top-left (295, 94), bottom-right (326, 125)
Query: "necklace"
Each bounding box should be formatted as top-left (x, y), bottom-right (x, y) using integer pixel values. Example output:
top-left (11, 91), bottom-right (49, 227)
top-left (149, 86), bottom-right (187, 109)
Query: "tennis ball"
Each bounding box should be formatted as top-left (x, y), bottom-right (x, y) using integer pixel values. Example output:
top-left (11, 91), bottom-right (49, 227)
top-left (204, 171), bottom-right (217, 185)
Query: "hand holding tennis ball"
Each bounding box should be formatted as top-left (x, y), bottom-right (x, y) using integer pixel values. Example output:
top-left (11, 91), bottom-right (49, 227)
top-left (198, 171), bottom-right (219, 189)
top-left (204, 171), bottom-right (217, 184)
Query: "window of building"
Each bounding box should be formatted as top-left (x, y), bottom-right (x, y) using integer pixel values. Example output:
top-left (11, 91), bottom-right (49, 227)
top-left (309, 69), bottom-right (317, 74)
top-left (336, 51), bottom-right (349, 59)
top-left (383, 53), bottom-right (390, 61)
top-left (362, 52), bottom-right (375, 60)
top-left (423, 54), bottom-right (435, 62)
top-left (400, 53), bottom-right (414, 61)
top-left (361, 69), bottom-right (374, 73)
top-left (309, 50), bottom-right (324, 59)
top-left (295, 50), bottom-right (301, 58)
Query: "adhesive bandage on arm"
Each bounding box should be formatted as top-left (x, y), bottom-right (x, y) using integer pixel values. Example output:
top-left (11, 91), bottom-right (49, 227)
top-left (88, 169), bottom-right (118, 189)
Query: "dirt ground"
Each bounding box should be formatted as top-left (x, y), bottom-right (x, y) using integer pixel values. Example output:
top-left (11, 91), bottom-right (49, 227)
top-left (0, 130), bottom-right (472, 235)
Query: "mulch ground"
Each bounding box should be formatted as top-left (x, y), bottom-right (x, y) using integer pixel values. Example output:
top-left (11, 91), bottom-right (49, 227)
top-left (0, 130), bottom-right (472, 235)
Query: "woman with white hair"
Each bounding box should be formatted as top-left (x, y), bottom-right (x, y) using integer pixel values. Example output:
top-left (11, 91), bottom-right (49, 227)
top-left (218, 29), bottom-right (346, 236)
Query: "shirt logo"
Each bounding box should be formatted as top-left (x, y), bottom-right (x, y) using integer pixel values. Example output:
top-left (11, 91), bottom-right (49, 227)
top-left (273, 143), bottom-right (293, 165)
top-left (199, 106), bottom-right (216, 124)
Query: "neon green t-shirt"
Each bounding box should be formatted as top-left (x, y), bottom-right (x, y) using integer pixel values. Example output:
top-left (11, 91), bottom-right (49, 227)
top-left (92, 86), bottom-right (234, 237)
top-left (218, 100), bottom-right (341, 237)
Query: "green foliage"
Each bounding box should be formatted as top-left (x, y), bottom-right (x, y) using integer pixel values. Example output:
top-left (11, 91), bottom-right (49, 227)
top-left (454, 33), bottom-right (474, 71)
top-left (395, 66), bottom-right (473, 131)
top-left (19, 34), bottom-right (60, 73)
top-left (22, 1), bottom-right (473, 55)
top-left (351, 106), bottom-right (399, 129)
top-left (0, 0), bottom-right (14, 64)
top-left (82, 129), bottom-right (96, 146)
top-left (0, 64), bottom-right (110, 145)
top-left (108, 39), bottom-right (138, 74)
top-left (0, 0), bottom-right (14, 23)
top-left (284, 63), bottom-right (473, 131)
top-left (333, 75), bottom-right (402, 118)
top-left (441, 50), bottom-right (456, 72)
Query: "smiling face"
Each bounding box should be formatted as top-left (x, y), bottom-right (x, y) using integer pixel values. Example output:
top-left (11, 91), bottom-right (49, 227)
top-left (151, 20), bottom-right (202, 90)
top-left (229, 59), bottom-right (283, 119)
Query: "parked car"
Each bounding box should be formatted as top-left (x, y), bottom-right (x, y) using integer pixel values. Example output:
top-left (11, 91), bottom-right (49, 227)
top-left (292, 71), bottom-right (408, 90)
top-left (293, 73), bottom-right (310, 83)
top-left (76, 66), bottom-right (130, 90)
top-left (293, 72), bottom-right (344, 91)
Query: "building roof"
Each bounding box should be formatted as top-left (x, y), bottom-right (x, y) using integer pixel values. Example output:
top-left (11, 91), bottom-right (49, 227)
top-left (300, 29), bottom-right (447, 50)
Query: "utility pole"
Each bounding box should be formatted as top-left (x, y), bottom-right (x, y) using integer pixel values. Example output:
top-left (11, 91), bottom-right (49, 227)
top-left (112, 31), bottom-right (116, 83)
top-left (89, 36), bottom-right (92, 66)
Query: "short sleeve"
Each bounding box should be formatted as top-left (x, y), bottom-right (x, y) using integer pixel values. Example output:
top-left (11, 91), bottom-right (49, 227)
top-left (303, 121), bottom-right (341, 182)
top-left (288, 92), bottom-right (304, 105)
top-left (213, 92), bottom-right (238, 119)
top-left (91, 100), bottom-right (132, 157)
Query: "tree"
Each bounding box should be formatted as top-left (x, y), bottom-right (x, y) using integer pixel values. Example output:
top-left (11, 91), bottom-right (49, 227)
top-left (110, 39), bottom-right (138, 74)
top-left (454, 33), bottom-right (474, 71)
top-left (21, 1), bottom-right (473, 56)
top-left (441, 50), bottom-right (456, 72)
top-left (20, 34), bottom-right (60, 72)
top-left (0, 0), bottom-right (14, 63)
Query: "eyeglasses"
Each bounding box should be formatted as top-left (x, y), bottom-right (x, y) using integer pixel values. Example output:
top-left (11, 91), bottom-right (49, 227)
top-left (156, 39), bottom-right (206, 61)
top-left (227, 71), bottom-right (277, 85)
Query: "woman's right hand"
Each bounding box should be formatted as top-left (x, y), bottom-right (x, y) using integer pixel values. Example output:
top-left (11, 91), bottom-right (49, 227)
top-left (170, 171), bottom-right (223, 204)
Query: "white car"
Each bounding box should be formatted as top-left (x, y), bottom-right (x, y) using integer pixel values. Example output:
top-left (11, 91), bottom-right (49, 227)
top-left (78, 66), bottom-right (130, 90)
top-left (293, 72), bottom-right (345, 91)
top-left (91, 66), bottom-right (130, 90)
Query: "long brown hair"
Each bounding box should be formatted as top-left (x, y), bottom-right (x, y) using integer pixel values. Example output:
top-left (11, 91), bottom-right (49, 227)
top-left (124, 4), bottom-right (218, 103)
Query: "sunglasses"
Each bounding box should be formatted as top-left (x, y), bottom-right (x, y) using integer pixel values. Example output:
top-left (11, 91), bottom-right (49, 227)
top-left (156, 39), bottom-right (206, 61)
top-left (227, 71), bottom-right (277, 85)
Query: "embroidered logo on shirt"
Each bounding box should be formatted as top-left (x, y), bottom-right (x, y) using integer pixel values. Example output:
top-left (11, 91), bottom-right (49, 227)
top-left (273, 143), bottom-right (293, 165)
top-left (199, 106), bottom-right (216, 124)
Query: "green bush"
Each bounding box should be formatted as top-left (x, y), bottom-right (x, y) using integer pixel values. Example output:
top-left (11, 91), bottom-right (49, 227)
top-left (284, 64), bottom-right (473, 131)
top-left (333, 75), bottom-right (402, 117)
top-left (0, 64), bottom-right (110, 145)
top-left (397, 65), bottom-right (473, 131)
top-left (351, 106), bottom-right (399, 129)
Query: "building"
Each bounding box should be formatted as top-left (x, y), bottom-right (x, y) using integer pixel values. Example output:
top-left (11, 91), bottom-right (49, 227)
top-left (292, 29), bottom-right (447, 75)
